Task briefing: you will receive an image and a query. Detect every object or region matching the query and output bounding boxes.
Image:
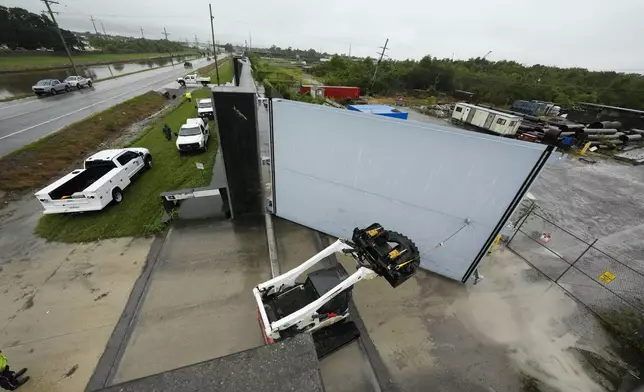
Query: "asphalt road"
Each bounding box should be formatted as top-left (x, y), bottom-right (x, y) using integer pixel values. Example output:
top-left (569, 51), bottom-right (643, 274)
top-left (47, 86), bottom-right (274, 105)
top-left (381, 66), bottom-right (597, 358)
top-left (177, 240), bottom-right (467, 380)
top-left (0, 55), bottom-right (226, 157)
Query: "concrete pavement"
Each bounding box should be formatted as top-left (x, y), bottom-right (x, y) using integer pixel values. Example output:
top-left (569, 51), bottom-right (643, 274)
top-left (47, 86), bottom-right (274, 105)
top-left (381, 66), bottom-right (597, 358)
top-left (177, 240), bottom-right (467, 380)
top-left (112, 218), bottom-right (270, 384)
top-left (0, 55), bottom-right (226, 157)
top-left (0, 196), bottom-right (153, 392)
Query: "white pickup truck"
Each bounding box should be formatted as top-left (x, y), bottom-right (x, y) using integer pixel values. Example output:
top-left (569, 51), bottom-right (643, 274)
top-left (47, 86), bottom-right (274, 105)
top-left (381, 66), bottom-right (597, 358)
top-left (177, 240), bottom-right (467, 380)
top-left (177, 74), bottom-right (210, 87)
top-left (35, 148), bottom-right (152, 214)
top-left (196, 98), bottom-right (214, 119)
top-left (176, 118), bottom-right (210, 153)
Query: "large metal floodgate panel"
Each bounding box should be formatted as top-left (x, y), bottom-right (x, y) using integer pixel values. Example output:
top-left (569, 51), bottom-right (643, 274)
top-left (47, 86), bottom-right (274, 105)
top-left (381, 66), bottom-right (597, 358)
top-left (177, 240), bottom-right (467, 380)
top-left (271, 100), bottom-right (551, 281)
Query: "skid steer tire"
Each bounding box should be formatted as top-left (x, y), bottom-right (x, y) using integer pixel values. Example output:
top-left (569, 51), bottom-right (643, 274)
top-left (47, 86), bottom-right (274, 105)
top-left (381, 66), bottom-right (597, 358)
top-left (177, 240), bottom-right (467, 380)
top-left (384, 230), bottom-right (420, 273)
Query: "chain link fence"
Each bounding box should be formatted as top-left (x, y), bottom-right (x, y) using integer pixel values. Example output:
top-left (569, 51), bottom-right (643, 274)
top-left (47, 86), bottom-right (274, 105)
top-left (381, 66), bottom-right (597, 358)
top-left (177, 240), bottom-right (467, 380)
top-left (507, 201), bottom-right (644, 351)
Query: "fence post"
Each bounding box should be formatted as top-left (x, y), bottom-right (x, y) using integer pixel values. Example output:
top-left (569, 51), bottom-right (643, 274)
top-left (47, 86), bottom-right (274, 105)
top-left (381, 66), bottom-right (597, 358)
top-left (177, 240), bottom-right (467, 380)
top-left (555, 238), bottom-right (598, 283)
top-left (508, 202), bottom-right (534, 245)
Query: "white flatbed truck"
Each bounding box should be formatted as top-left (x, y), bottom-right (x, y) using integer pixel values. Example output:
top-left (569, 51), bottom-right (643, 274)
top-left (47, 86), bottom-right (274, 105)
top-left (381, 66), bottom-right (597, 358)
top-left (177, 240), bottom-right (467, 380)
top-left (35, 148), bottom-right (152, 214)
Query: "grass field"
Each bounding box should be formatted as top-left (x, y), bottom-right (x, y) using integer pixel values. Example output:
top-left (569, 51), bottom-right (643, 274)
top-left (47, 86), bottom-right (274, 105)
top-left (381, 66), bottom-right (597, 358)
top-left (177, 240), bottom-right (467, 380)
top-left (0, 51), bottom-right (197, 72)
top-left (0, 92), bottom-right (167, 191)
top-left (34, 60), bottom-right (234, 242)
top-left (193, 57), bottom-right (233, 84)
top-left (35, 89), bottom-right (217, 242)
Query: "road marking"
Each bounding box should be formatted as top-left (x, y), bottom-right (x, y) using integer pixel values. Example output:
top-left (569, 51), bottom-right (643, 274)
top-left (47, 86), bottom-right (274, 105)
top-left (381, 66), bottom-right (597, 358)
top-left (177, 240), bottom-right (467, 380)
top-left (0, 76), bottom-right (173, 141)
top-left (0, 67), bottom-right (180, 120)
top-left (0, 58), bottom-right (212, 116)
top-left (0, 56), bottom-right (222, 142)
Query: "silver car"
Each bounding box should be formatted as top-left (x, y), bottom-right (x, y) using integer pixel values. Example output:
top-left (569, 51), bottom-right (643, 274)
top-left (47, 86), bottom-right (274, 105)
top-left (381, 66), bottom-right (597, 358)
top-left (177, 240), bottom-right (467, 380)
top-left (32, 79), bottom-right (71, 96)
top-left (64, 75), bottom-right (93, 89)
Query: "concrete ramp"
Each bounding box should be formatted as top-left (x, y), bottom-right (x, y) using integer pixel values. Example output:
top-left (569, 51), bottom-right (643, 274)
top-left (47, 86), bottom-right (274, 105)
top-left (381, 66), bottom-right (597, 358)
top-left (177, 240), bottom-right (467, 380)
top-left (98, 335), bottom-right (324, 392)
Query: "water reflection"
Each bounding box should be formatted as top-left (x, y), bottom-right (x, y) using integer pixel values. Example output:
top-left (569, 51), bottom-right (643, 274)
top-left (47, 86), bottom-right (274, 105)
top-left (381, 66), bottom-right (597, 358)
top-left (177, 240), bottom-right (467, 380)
top-left (0, 55), bottom-right (195, 99)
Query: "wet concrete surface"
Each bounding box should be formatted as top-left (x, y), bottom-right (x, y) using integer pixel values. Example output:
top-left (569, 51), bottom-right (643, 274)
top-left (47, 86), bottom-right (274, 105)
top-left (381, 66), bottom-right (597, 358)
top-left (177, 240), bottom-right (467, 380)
top-left (112, 218), bottom-right (271, 384)
top-left (101, 335), bottom-right (324, 392)
top-left (0, 196), bottom-right (153, 392)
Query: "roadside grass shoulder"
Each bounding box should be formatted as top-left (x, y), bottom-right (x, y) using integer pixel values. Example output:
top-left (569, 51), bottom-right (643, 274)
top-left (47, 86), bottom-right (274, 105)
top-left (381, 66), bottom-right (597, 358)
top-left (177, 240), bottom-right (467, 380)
top-left (35, 89), bottom-right (217, 242)
top-left (191, 57), bottom-right (233, 84)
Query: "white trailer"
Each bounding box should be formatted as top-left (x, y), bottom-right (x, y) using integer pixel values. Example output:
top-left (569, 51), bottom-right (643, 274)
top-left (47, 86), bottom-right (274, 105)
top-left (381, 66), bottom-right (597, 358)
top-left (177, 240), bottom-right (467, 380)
top-left (452, 103), bottom-right (522, 136)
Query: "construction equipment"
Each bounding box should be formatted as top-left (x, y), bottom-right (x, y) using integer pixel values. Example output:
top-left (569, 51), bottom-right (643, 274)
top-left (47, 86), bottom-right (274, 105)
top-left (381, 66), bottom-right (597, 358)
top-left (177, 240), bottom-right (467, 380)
top-left (253, 223), bottom-right (419, 358)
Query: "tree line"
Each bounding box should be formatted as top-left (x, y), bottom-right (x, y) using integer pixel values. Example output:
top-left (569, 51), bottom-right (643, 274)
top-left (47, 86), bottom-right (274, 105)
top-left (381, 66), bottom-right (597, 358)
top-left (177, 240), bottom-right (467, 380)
top-left (0, 6), bottom-right (83, 51)
top-left (86, 35), bottom-right (189, 54)
top-left (311, 55), bottom-right (644, 109)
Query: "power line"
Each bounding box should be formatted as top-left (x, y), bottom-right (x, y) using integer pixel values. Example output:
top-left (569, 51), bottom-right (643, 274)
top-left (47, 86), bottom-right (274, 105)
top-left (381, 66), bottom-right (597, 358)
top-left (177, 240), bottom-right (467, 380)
top-left (41, 0), bottom-right (78, 75)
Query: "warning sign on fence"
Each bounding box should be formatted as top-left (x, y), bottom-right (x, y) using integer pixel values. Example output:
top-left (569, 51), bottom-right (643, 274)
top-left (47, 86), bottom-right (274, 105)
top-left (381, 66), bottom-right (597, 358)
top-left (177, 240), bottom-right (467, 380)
top-left (539, 232), bottom-right (552, 243)
top-left (599, 271), bottom-right (616, 284)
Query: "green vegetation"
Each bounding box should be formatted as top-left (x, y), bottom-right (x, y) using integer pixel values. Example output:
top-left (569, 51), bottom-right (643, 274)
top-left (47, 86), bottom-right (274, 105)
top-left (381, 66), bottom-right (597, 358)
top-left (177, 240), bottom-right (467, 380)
top-left (87, 35), bottom-right (191, 55)
top-left (35, 89), bottom-right (217, 242)
top-left (311, 56), bottom-right (644, 109)
top-left (193, 57), bottom-right (233, 84)
top-left (33, 59), bottom-right (234, 242)
top-left (0, 92), bottom-right (31, 102)
top-left (249, 53), bottom-right (301, 98)
top-left (0, 92), bottom-right (166, 191)
top-left (0, 6), bottom-right (82, 51)
top-left (0, 52), bottom-right (196, 72)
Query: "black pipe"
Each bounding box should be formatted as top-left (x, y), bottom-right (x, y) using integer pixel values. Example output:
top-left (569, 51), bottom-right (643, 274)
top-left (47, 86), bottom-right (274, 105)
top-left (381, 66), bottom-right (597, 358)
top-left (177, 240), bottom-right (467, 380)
top-left (619, 134), bottom-right (643, 142)
top-left (578, 128), bottom-right (619, 135)
top-left (586, 132), bottom-right (623, 141)
top-left (557, 123), bottom-right (585, 132)
top-left (587, 121), bottom-right (622, 129)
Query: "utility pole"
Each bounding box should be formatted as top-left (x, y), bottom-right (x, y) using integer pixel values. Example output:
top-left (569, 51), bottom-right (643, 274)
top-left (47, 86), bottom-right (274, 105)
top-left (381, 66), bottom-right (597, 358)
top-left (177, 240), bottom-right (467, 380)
top-left (194, 34), bottom-right (199, 49)
top-left (348, 44), bottom-right (351, 57)
top-left (140, 27), bottom-right (145, 39)
top-left (100, 20), bottom-right (107, 36)
top-left (370, 38), bottom-right (389, 92)
top-left (249, 31), bottom-right (252, 52)
top-left (161, 28), bottom-right (173, 65)
top-left (42, 0), bottom-right (78, 75)
top-left (209, 3), bottom-right (220, 85)
top-left (89, 15), bottom-right (99, 35)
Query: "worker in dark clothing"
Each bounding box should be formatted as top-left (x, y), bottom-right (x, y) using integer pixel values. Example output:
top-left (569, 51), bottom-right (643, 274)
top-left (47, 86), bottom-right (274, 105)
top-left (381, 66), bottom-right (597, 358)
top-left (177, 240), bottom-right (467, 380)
top-left (0, 351), bottom-right (28, 390)
top-left (162, 124), bottom-right (172, 141)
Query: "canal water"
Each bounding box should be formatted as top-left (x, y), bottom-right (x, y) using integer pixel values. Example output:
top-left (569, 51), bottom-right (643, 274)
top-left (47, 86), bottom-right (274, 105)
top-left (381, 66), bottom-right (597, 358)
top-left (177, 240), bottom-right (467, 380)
top-left (0, 55), bottom-right (195, 99)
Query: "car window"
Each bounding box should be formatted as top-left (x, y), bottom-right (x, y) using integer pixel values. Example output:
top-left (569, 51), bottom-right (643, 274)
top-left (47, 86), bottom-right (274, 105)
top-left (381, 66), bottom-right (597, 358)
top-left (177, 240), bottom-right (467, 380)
top-left (116, 151), bottom-right (138, 165)
top-left (52, 80), bottom-right (59, 84)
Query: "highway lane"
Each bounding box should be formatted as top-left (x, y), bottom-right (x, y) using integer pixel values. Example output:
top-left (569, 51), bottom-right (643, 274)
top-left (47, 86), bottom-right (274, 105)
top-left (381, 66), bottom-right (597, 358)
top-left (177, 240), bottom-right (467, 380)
top-left (0, 55), bottom-right (226, 157)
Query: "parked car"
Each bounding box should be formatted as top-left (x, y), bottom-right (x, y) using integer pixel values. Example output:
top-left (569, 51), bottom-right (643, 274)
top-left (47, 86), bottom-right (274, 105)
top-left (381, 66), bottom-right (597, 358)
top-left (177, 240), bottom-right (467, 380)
top-left (196, 98), bottom-right (214, 119)
top-left (64, 75), bottom-right (93, 89)
top-left (34, 148), bottom-right (152, 214)
top-left (177, 74), bottom-right (210, 87)
top-left (32, 79), bottom-right (71, 96)
top-left (175, 118), bottom-right (210, 152)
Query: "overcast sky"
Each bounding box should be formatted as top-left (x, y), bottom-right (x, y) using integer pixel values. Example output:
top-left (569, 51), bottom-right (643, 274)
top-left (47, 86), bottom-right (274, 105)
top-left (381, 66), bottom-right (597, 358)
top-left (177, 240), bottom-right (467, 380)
top-left (5, 0), bottom-right (644, 72)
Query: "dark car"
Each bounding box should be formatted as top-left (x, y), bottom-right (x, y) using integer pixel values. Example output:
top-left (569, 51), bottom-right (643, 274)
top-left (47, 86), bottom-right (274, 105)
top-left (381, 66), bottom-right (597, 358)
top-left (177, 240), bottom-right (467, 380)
top-left (184, 61), bottom-right (193, 68)
top-left (32, 79), bottom-right (71, 96)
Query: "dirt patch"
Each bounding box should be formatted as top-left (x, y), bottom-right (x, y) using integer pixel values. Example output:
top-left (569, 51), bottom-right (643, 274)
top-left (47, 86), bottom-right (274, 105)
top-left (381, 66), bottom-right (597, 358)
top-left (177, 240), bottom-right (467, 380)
top-left (0, 92), bottom-right (167, 192)
top-left (21, 294), bottom-right (35, 311)
top-left (62, 364), bottom-right (78, 379)
top-left (94, 292), bottom-right (110, 301)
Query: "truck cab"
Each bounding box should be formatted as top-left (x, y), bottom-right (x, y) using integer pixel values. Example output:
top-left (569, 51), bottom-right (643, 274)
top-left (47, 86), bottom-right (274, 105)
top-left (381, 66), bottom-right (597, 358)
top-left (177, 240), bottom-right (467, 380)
top-left (176, 118), bottom-right (210, 152)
